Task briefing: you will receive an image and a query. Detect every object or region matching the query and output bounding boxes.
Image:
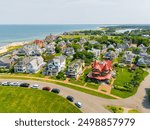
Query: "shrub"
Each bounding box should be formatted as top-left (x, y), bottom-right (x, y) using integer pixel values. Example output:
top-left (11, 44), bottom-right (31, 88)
top-left (56, 71), bottom-right (66, 80)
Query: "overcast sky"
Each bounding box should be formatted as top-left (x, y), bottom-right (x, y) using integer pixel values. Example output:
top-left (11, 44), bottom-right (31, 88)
top-left (0, 0), bottom-right (150, 24)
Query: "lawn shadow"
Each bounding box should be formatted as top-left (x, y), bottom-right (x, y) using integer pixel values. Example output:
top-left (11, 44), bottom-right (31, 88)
top-left (142, 88), bottom-right (150, 109)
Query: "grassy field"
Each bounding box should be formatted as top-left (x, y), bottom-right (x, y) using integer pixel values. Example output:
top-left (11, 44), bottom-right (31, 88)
top-left (0, 86), bottom-right (81, 113)
top-left (111, 67), bottom-right (148, 98)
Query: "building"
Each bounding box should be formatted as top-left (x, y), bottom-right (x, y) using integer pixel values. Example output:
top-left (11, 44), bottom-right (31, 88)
top-left (44, 34), bottom-right (58, 43)
top-left (103, 50), bottom-right (117, 60)
top-left (87, 60), bottom-right (112, 82)
top-left (137, 55), bottom-right (150, 67)
top-left (45, 42), bottom-right (56, 54)
top-left (88, 48), bottom-right (101, 57)
top-left (33, 40), bottom-right (45, 48)
top-left (14, 56), bottom-right (45, 73)
top-left (138, 44), bottom-right (147, 53)
top-left (17, 44), bottom-right (43, 56)
top-left (0, 56), bottom-right (12, 69)
top-left (64, 47), bottom-right (75, 56)
top-left (66, 59), bottom-right (85, 79)
top-left (122, 51), bottom-right (135, 64)
top-left (45, 55), bottom-right (66, 76)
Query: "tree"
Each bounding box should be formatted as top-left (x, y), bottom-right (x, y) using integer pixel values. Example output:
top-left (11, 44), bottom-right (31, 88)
top-left (84, 42), bottom-right (93, 50)
top-left (93, 44), bottom-right (102, 49)
top-left (73, 51), bottom-right (94, 65)
top-left (68, 43), bottom-right (81, 52)
top-left (147, 48), bottom-right (150, 54)
top-left (132, 47), bottom-right (141, 54)
top-left (55, 45), bottom-right (61, 53)
top-left (107, 48), bottom-right (115, 52)
top-left (56, 71), bottom-right (66, 80)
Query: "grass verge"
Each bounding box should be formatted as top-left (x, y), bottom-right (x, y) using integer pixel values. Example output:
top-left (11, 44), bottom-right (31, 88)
top-left (0, 86), bottom-right (81, 113)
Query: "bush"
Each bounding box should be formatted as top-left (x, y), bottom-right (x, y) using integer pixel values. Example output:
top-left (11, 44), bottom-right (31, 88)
top-left (56, 71), bottom-right (66, 80)
top-left (106, 105), bottom-right (124, 113)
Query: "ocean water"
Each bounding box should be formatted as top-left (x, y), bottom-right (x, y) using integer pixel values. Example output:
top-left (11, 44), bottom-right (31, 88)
top-left (0, 24), bottom-right (112, 47)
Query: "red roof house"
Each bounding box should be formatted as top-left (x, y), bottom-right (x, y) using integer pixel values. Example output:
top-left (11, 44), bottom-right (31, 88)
top-left (34, 40), bottom-right (45, 48)
top-left (87, 60), bottom-right (112, 81)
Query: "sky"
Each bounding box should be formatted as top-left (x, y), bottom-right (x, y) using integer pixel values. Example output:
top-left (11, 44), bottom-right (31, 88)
top-left (0, 0), bottom-right (150, 24)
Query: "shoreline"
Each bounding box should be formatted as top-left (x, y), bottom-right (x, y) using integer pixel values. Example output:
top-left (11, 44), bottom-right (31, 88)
top-left (0, 41), bottom-right (30, 54)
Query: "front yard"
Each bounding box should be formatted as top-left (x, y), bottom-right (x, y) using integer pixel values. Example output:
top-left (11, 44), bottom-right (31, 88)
top-left (111, 67), bottom-right (149, 98)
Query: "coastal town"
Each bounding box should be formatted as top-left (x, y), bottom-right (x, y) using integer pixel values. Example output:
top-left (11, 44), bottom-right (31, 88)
top-left (0, 26), bottom-right (150, 113)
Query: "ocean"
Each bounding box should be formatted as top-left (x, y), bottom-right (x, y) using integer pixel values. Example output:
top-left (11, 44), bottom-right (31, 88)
top-left (0, 24), bottom-right (112, 47)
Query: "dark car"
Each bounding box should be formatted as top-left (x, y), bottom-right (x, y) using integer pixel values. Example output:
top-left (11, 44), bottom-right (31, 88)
top-left (42, 86), bottom-right (51, 91)
top-left (75, 102), bottom-right (82, 108)
top-left (20, 83), bottom-right (30, 87)
top-left (51, 88), bottom-right (60, 94)
top-left (66, 96), bottom-right (74, 102)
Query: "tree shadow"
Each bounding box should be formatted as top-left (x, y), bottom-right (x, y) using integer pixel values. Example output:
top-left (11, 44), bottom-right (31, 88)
top-left (142, 88), bottom-right (150, 109)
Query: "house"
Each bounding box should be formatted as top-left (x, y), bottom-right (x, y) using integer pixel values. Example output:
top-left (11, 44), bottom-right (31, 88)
top-left (108, 44), bottom-right (115, 49)
top-left (89, 40), bottom-right (99, 45)
top-left (87, 60), bottom-right (112, 82)
top-left (17, 44), bottom-right (43, 56)
top-left (122, 51), bottom-right (135, 64)
top-left (88, 48), bottom-right (101, 57)
top-left (14, 56), bottom-right (45, 73)
top-left (45, 55), bottom-right (66, 76)
top-left (138, 44), bottom-right (147, 53)
top-left (103, 50), bottom-right (117, 60)
top-left (45, 42), bottom-right (56, 54)
top-left (66, 59), bottom-right (85, 79)
top-left (26, 56), bottom-right (45, 73)
top-left (117, 43), bottom-right (129, 50)
top-left (0, 56), bottom-right (12, 69)
top-left (64, 47), bottom-right (75, 56)
top-left (33, 40), bottom-right (45, 48)
top-left (80, 38), bottom-right (87, 44)
top-left (44, 34), bottom-right (58, 43)
top-left (137, 54), bottom-right (150, 67)
top-left (58, 41), bottom-right (66, 50)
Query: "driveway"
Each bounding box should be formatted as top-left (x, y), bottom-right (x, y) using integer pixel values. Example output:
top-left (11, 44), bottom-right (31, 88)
top-left (0, 73), bottom-right (150, 113)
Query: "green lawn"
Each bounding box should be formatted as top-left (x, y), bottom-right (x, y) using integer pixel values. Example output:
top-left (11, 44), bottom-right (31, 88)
top-left (111, 67), bottom-right (148, 98)
top-left (128, 109), bottom-right (140, 113)
top-left (0, 86), bottom-right (81, 113)
top-left (113, 67), bottom-right (133, 86)
top-left (85, 83), bottom-right (99, 90)
top-left (106, 105), bottom-right (124, 113)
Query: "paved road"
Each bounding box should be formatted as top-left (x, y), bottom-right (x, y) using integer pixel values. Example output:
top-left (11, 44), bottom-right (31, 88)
top-left (0, 73), bottom-right (150, 113)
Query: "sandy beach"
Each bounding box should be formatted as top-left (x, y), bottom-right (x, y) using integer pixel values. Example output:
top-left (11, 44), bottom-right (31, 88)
top-left (0, 41), bottom-right (30, 54)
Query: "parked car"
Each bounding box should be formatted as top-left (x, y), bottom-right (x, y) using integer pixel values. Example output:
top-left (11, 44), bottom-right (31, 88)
top-left (42, 86), bottom-right (51, 91)
top-left (75, 102), bottom-right (82, 108)
top-left (10, 82), bottom-right (20, 86)
top-left (31, 84), bottom-right (39, 89)
top-left (20, 83), bottom-right (30, 88)
top-left (6, 82), bottom-right (11, 86)
top-left (66, 96), bottom-right (74, 102)
top-left (51, 88), bottom-right (60, 94)
top-left (1, 82), bottom-right (9, 86)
